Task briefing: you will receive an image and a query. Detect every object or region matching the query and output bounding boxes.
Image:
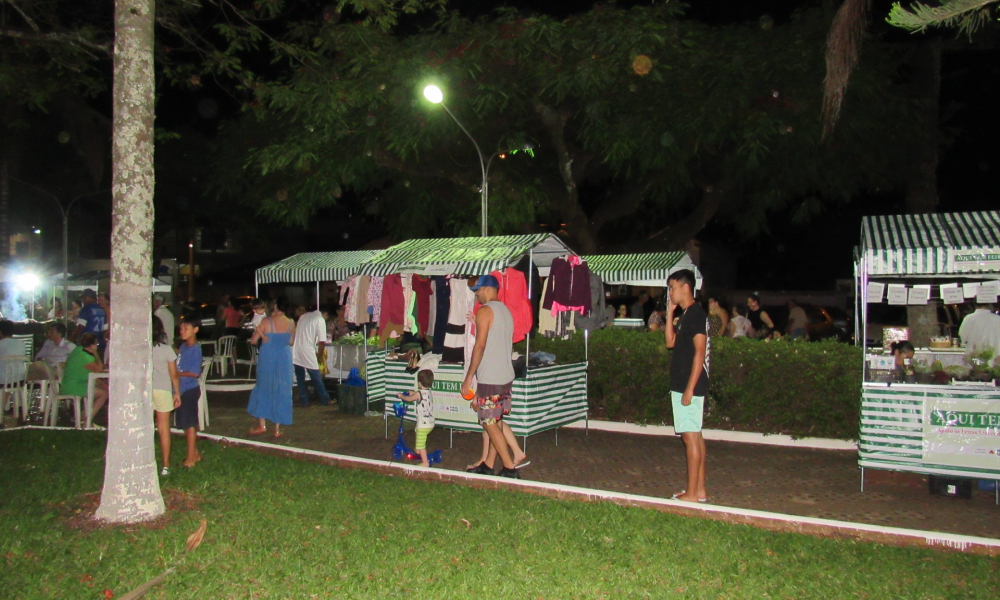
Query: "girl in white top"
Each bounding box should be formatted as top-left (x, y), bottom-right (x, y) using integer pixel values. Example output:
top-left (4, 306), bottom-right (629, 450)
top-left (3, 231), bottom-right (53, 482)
top-left (728, 304), bottom-right (755, 338)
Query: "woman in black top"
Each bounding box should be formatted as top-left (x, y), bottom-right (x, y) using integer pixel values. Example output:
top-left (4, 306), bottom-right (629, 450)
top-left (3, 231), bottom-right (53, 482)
top-left (746, 295), bottom-right (775, 334)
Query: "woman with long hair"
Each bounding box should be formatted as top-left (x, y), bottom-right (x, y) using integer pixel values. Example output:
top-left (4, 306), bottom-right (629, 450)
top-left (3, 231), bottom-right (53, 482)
top-left (151, 315), bottom-right (182, 475)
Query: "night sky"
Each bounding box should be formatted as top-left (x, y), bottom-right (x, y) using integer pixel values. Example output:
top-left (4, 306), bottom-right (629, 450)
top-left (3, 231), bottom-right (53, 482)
top-left (14, 0), bottom-right (1000, 292)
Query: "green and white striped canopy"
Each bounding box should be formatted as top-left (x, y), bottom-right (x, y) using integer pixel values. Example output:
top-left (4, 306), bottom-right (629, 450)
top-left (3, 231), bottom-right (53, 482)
top-left (583, 252), bottom-right (701, 286)
top-left (860, 211), bottom-right (1000, 275)
top-left (255, 251), bottom-right (380, 284)
top-left (358, 234), bottom-right (575, 276)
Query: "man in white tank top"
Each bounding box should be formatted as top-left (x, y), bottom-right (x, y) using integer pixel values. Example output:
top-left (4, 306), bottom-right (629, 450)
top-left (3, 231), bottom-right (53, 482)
top-left (462, 275), bottom-right (521, 478)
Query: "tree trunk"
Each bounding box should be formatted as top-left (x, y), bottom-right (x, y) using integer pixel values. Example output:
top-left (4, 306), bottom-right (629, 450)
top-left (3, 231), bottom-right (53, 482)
top-left (95, 0), bottom-right (163, 524)
top-left (638, 182), bottom-right (728, 252)
top-left (904, 37), bottom-right (941, 213)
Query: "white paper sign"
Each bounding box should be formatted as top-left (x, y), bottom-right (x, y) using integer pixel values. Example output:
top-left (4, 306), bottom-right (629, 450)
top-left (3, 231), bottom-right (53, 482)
top-left (908, 285), bottom-right (930, 305)
top-left (978, 280), bottom-right (1000, 304)
top-left (887, 284), bottom-right (908, 305)
top-left (941, 284), bottom-right (964, 304)
top-left (963, 282), bottom-right (980, 298)
top-left (866, 282), bottom-right (885, 303)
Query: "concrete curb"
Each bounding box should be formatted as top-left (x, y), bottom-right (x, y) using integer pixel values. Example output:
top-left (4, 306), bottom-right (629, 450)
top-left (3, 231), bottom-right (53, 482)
top-left (563, 419), bottom-right (858, 451)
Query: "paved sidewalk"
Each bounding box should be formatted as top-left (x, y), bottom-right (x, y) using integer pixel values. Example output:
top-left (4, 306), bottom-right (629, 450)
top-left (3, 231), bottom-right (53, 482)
top-left (203, 389), bottom-right (999, 540)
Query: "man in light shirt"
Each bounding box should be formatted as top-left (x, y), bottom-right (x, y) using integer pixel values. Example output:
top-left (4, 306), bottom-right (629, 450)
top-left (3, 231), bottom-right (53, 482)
top-left (958, 302), bottom-right (1000, 355)
top-left (292, 304), bottom-right (330, 407)
top-left (35, 323), bottom-right (76, 367)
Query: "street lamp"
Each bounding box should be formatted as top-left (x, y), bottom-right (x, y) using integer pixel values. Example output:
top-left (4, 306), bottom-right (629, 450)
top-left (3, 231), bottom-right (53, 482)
top-left (11, 178), bottom-right (108, 326)
top-left (423, 84), bottom-right (491, 237)
top-left (14, 273), bottom-right (40, 320)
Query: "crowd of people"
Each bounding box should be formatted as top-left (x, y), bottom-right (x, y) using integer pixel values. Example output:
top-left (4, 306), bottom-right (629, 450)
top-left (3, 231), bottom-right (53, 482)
top-left (615, 291), bottom-right (814, 341)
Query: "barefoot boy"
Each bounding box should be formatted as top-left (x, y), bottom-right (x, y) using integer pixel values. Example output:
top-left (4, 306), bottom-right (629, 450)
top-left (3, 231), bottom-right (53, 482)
top-left (397, 369), bottom-right (435, 467)
top-left (664, 269), bottom-right (709, 503)
top-left (175, 315), bottom-right (203, 468)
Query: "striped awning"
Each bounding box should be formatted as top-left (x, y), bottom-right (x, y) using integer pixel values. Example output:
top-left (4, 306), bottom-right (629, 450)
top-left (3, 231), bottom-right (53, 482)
top-left (583, 252), bottom-right (701, 286)
top-left (860, 211), bottom-right (1000, 275)
top-left (358, 234), bottom-right (575, 276)
top-left (256, 251), bottom-right (380, 284)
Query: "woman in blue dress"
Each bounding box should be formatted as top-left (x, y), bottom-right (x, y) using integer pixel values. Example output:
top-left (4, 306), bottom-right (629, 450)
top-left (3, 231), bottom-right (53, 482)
top-left (247, 297), bottom-right (296, 438)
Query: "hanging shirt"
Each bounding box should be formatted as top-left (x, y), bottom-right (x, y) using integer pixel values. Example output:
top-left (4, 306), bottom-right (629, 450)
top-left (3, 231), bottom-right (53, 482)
top-left (572, 271), bottom-right (608, 332)
top-left (366, 276), bottom-right (384, 324)
top-left (443, 278), bottom-right (473, 363)
top-left (379, 274), bottom-right (406, 338)
top-left (543, 257), bottom-right (592, 315)
top-left (431, 276), bottom-right (451, 355)
top-left (412, 276), bottom-right (433, 335)
top-left (493, 268), bottom-right (533, 343)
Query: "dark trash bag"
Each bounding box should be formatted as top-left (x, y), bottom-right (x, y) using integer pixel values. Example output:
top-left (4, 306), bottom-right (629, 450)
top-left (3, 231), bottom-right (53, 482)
top-left (344, 368), bottom-right (365, 386)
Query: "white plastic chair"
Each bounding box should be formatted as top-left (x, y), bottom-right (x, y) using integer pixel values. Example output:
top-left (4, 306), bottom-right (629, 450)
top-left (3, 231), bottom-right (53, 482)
top-left (213, 335), bottom-right (238, 377)
top-left (23, 361), bottom-right (56, 424)
top-left (0, 356), bottom-right (27, 421)
top-left (247, 340), bottom-right (259, 377)
top-left (48, 379), bottom-right (88, 429)
top-left (197, 356), bottom-right (212, 430)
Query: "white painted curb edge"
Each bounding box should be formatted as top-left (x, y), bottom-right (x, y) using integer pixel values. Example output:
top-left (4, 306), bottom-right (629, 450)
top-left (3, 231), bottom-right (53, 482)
top-left (2, 425), bottom-right (993, 552)
top-left (563, 419), bottom-right (858, 451)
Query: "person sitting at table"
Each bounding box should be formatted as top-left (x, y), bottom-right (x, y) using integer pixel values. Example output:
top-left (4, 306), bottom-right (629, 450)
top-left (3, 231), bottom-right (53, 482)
top-left (890, 340), bottom-right (915, 379)
top-left (61, 332), bottom-right (109, 417)
top-left (647, 302), bottom-right (667, 331)
top-left (35, 323), bottom-right (76, 367)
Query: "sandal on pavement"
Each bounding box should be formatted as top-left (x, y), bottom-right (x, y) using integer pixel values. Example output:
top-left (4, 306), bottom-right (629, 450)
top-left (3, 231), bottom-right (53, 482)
top-left (248, 426), bottom-right (267, 435)
top-left (514, 459), bottom-right (531, 469)
top-left (671, 490), bottom-right (709, 503)
top-left (466, 462), bottom-right (486, 473)
top-left (273, 431), bottom-right (284, 439)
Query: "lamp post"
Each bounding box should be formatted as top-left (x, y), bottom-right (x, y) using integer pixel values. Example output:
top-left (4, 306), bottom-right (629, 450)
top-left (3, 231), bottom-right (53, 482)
top-left (11, 179), bottom-right (107, 326)
top-left (423, 84), bottom-right (491, 237)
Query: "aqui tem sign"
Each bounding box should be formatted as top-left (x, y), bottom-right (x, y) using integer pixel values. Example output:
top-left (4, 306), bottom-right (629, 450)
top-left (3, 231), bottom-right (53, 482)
top-left (950, 248), bottom-right (1000, 272)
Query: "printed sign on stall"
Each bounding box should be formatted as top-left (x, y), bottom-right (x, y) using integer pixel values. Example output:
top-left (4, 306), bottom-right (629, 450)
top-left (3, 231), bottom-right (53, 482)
top-left (977, 280), bottom-right (1000, 304)
top-left (907, 285), bottom-right (930, 305)
top-left (428, 369), bottom-right (480, 428)
top-left (951, 249), bottom-right (1000, 272)
top-left (887, 284), bottom-right (908, 305)
top-left (924, 395), bottom-right (1000, 471)
top-left (866, 282), bottom-right (885, 303)
top-left (940, 283), bottom-right (964, 305)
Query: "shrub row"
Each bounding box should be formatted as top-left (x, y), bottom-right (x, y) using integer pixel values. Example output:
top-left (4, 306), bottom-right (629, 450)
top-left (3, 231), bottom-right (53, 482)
top-left (521, 330), bottom-right (862, 440)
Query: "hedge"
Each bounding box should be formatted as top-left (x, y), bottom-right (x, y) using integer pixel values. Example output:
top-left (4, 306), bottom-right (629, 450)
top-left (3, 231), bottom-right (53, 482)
top-left (519, 330), bottom-right (862, 440)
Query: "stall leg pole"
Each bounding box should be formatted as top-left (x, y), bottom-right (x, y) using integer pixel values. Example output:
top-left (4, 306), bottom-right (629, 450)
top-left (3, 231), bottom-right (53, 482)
top-left (315, 281), bottom-right (320, 309)
top-left (555, 427), bottom-right (558, 447)
top-left (522, 436), bottom-right (527, 452)
top-left (860, 467), bottom-right (865, 493)
top-left (586, 415), bottom-right (589, 436)
top-left (450, 429), bottom-right (453, 449)
top-left (384, 414), bottom-right (388, 440)
top-left (995, 480), bottom-right (998, 505)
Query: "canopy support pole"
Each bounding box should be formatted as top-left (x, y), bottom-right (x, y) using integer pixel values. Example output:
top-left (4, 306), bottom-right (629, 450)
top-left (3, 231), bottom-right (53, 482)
top-left (254, 274), bottom-right (259, 299)
top-left (525, 248), bottom-right (533, 368)
top-left (315, 281), bottom-right (320, 308)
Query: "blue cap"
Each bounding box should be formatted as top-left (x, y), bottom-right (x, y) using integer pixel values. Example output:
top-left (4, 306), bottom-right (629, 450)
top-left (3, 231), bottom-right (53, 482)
top-left (470, 275), bottom-right (500, 291)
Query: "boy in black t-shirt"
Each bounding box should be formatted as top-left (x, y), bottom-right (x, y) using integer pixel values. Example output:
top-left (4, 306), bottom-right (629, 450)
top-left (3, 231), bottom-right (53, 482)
top-left (664, 269), bottom-right (709, 503)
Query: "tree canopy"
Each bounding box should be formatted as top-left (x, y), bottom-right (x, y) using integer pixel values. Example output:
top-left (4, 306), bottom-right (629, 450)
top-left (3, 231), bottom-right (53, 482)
top-left (214, 4), bottom-right (926, 253)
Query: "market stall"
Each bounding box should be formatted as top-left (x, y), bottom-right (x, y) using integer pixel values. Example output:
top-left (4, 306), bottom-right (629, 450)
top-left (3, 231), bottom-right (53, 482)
top-left (584, 251), bottom-right (703, 329)
top-left (856, 210), bottom-right (1000, 493)
top-left (255, 250), bottom-right (381, 378)
top-left (360, 234), bottom-right (590, 440)
top-left (583, 251), bottom-right (702, 288)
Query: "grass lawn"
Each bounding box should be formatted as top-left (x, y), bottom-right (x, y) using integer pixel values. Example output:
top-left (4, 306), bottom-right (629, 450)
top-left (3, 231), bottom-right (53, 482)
top-left (1, 430), bottom-right (998, 599)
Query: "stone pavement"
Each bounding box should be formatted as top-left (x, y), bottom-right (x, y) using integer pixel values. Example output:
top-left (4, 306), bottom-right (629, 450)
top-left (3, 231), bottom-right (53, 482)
top-left (201, 388), bottom-right (1000, 540)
